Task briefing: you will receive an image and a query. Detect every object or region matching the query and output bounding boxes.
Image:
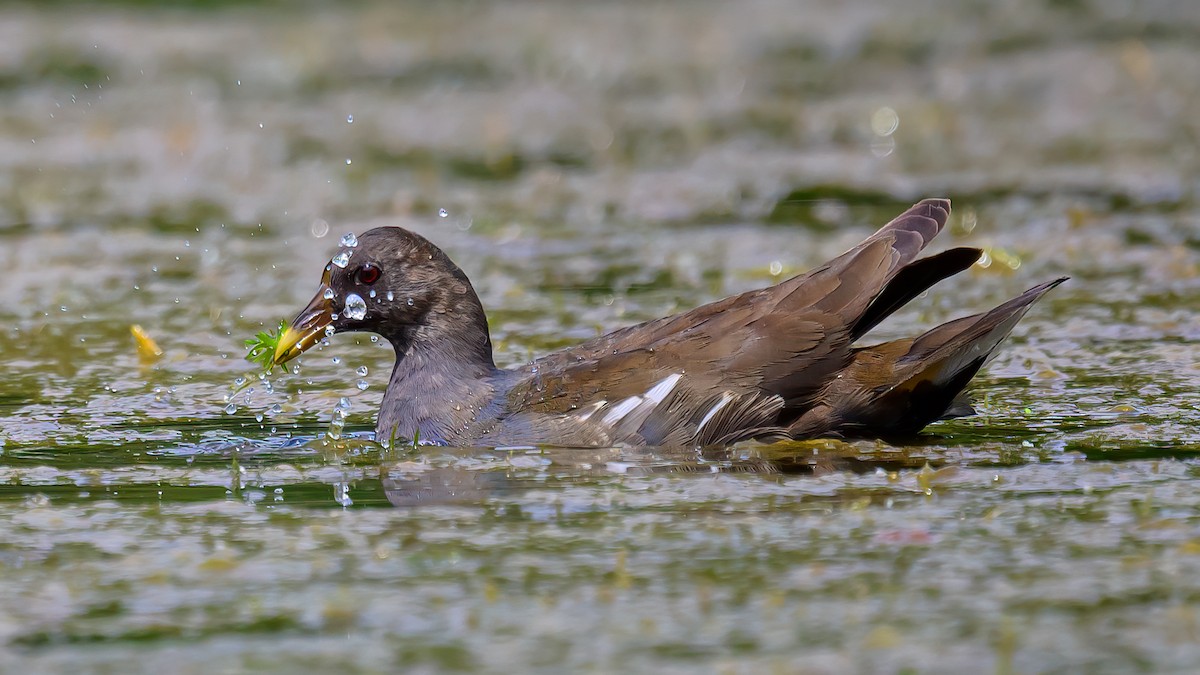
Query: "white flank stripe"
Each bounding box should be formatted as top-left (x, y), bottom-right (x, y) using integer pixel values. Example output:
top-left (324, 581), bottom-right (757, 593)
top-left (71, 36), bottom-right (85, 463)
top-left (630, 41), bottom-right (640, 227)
top-left (602, 396), bottom-right (643, 427)
top-left (644, 373), bottom-right (682, 405)
top-left (575, 400), bottom-right (607, 422)
top-left (696, 392), bottom-right (736, 433)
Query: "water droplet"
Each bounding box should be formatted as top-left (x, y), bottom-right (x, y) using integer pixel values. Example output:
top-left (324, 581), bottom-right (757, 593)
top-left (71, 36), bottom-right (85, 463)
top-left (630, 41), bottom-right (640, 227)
top-left (871, 106), bottom-right (900, 136)
top-left (406, 297), bottom-right (414, 306)
top-left (370, 335), bottom-right (379, 343)
top-left (269, 403), bottom-right (283, 414)
top-left (224, 403), bottom-right (238, 414)
top-left (769, 260), bottom-right (783, 276)
top-left (331, 251), bottom-right (351, 268)
top-left (438, 208), bottom-right (448, 218)
top-left (332, 356), bottom-right (342, 364)
top-left (324, 325), bottom-right (335, 337)
top-left (311, 219), bottom-right (329, 238)
top-left (345, 158), bottom-right (352, 165)
top-left (323, 288), bottom-right (335, 300)
top-left (344, 293), bottom-right (367, 320)
top-left (368, 289), bottom-right (376, 298)
top-left (356, 380), bottom-right (369, 391)
top-left (386, 291), bottom-right (395, 301)
top-left (339, 232), bottom-right (358, 247)
top-left (870, 135), bottom-right (895, 158)
top-left (356, 365), bottom-right (368, 376)
top-left (346, 114), bottom-right (354, 124)
top-left (255, 413), bottom-right (264, 422)
top-left (234, 377), bottom-right (246, 387)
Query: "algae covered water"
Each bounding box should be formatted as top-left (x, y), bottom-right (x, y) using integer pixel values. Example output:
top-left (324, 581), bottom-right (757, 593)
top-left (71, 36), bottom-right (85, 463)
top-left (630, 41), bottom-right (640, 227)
top-left (2, 0), bottom-right (1200, 672)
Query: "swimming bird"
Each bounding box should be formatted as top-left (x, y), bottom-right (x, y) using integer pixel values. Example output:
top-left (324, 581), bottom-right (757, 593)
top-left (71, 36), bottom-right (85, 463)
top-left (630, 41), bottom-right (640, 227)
top-left (272, 199), bottom-right (1064, 447)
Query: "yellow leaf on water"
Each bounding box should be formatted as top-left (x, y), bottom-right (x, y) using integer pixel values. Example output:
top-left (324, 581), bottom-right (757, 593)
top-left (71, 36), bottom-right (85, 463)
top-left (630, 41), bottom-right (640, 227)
top-left (197, 556), bottom-right (238, 572)
top-left (863, 625), bottom-right (902, 649)
top-left (1066, 206), bottom-right (1093, 229)
top-left (130, 324), bottom-right (163, 361)
top-left (483, 580), bottom-right (500, 603)
top-left (321, 601), bottom-right (358, 630)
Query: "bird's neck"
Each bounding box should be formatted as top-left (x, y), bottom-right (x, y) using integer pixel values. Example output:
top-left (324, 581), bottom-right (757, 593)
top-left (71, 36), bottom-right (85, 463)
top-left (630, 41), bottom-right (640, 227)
top-left (376, 312), bottom-right (498, 446)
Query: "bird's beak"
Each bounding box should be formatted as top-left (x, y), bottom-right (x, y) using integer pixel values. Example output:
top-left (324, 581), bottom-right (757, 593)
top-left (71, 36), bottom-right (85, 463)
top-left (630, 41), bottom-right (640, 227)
top-left (273, 267), bottom-right (334, 366)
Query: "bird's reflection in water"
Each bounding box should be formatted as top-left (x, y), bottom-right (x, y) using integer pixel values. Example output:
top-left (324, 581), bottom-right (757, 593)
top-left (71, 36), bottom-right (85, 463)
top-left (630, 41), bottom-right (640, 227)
top-left (382, 468), bottom-right (506, 507)
top-left (380, 440), bottom-right (936, 507)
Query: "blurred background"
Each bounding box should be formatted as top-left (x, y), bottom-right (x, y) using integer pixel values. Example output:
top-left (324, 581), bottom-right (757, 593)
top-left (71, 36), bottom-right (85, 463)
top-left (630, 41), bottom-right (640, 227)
top-left (2, 0), bottom-right (1200, 672)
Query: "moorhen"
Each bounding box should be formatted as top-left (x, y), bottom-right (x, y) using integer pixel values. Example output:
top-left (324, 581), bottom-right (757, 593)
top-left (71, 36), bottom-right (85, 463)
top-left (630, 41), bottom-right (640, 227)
top-left (272, 199), bottom-right (1064, 447)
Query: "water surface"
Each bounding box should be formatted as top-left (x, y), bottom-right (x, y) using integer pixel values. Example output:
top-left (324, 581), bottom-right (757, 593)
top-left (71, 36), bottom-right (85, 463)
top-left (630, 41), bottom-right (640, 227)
top-left (2, 1), bottom-right (1200, 672)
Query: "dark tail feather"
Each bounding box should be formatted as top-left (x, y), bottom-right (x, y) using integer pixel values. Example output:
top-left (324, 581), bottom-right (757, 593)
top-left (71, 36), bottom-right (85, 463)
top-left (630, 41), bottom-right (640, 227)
top-left (904, 276), bottom-right (1067, 363)
top-left (791, 277), bottom-right (1066, 438)
top-left (849, 247), bottom-right (983, 340)
top-left (857, 276), bottom-right (1066, 435)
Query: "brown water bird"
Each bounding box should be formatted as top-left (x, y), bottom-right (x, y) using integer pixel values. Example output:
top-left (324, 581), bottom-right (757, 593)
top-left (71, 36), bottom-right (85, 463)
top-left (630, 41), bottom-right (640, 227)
top-left (272, 199), bottom-right (1064, 447)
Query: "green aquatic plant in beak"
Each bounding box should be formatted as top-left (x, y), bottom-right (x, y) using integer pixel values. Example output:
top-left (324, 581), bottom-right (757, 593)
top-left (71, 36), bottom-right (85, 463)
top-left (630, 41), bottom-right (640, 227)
top-left (244, 319), bottom-right (289, 374)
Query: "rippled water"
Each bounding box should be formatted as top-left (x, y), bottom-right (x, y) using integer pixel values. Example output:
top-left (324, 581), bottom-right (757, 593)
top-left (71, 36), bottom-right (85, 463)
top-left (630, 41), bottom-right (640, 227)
top-left (2, 0), bottom-right (1200, 672)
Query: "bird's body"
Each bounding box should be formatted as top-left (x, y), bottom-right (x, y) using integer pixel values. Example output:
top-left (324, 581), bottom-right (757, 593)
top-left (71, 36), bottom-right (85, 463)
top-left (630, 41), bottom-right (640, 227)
top-left (273, 199), bottom-right (1064, 447)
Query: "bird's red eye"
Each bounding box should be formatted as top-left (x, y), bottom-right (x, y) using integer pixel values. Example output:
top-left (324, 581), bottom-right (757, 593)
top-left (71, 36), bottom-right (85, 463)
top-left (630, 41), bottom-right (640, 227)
top-left (356, 264), bottom-right (381, 285)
